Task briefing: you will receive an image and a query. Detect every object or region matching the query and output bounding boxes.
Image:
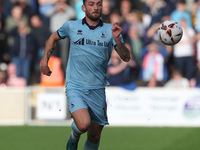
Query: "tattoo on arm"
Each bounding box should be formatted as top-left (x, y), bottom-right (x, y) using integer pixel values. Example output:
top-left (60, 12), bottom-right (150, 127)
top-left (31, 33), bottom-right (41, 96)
top-left (115, 42), bottom-right (130, 62)
top-left (46, 41), bottom-right (56, 63)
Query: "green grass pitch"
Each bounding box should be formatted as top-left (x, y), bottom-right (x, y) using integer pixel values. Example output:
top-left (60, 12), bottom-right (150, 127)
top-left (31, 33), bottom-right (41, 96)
top-left (0, 126), bottom-right (200, 150)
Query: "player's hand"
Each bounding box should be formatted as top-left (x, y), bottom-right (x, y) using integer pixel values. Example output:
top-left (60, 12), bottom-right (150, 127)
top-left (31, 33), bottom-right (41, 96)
top-left (111, 23), bottom-right (122, 41)
top-left (40, 58), bottom-right (52, 76)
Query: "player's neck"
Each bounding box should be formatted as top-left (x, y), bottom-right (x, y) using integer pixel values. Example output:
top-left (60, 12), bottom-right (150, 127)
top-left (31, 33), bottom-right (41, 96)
top-left (85, 17), bottom-right (100, 27)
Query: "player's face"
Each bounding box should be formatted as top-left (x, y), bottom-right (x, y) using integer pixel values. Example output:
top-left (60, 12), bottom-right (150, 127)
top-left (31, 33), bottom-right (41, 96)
top-left (82, 0), bottom-right (102, 21)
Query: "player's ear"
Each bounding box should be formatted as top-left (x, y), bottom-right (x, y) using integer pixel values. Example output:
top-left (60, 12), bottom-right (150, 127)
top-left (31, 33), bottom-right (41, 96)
top-left (82, 5), bottom-right (86, 12)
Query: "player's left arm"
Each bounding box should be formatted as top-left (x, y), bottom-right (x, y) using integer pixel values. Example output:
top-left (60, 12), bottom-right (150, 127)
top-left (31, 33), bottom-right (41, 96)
top-left (111, 23), bottom-right (130, 62)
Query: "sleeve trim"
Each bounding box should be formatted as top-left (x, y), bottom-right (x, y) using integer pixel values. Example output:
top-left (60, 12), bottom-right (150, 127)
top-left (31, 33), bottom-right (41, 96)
top-left (57, 30), bottom-right (65, 39)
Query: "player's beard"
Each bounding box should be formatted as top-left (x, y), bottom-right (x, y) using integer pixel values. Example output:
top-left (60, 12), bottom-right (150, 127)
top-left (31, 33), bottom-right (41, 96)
top-left (85, 10), bottom-right (102, 21)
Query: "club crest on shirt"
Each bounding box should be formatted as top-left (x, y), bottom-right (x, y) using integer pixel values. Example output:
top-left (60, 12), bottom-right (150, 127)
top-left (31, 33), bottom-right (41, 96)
top-left (101, 32), bottom-right (106, 38)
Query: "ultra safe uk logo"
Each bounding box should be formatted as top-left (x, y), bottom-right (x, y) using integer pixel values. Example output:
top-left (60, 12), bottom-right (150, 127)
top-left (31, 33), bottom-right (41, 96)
top-left (74, 38), bottom-right (109, 47)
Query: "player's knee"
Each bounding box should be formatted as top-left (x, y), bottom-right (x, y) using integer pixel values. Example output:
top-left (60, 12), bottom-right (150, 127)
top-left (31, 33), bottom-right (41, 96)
top-left (77, 122), bottom-right (90, 133)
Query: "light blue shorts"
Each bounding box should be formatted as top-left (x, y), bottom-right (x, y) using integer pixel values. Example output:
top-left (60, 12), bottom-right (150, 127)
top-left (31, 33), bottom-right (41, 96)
top-left (66, 88), bottom-right (109, 126)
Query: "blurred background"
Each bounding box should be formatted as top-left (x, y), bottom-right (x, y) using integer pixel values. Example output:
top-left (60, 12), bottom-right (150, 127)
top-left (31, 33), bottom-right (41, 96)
top-left (0, 0), bottom-right (200, 127)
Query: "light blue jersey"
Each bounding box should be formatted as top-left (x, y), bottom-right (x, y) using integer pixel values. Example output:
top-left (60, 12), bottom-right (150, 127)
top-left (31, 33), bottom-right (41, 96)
top-left (57, 18), bottom-right (123, 90)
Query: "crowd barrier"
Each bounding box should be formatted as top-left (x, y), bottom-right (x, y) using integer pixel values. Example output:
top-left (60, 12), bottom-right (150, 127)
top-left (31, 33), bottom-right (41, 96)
top-left (0, 86), bottom-right (200, 126)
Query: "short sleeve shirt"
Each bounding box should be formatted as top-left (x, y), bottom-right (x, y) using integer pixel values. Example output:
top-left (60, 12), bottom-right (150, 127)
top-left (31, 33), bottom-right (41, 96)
top-left (57, 18), bottom-right (123, 89)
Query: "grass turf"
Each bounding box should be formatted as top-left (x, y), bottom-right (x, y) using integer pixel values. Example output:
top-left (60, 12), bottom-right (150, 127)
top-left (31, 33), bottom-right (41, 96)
top-left (0, 126), bottom-right (200, 150)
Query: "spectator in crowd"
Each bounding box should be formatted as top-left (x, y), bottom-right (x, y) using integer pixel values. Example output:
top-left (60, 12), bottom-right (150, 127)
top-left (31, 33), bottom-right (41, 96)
top-left (164, 69), bottom-right (189, 88)
top-left (109, 10), bottom-right (122, 25)
top-left (107, 44), bottom-right (138, 89)
top-left (2, 0), bottom-right (18, 19)
top-left (101, 0), bottom-right (112, 23)
top-left (191, 0), bottom-right (199, 28)
top-left (4, 4), bottom-right (29, 48)
top-left (46, 0), bottom-right (76, 73)
top-left (46, 0), bottom-right (76, 33)
top-left (10, 21), bottom-right (36, 85)
top-left (30, 14), bottom-right (51, 83)
top-left (4, 4), bottom-right (29, 32)
top-left (140, 42), bottom-right (168, 83)
top-left (120, 0), bottom-right (132, 21)
top-left (119, 0), bottom-right (132, 42)
top-left (16, 0), bottom-right (35, 18)
top-left (6, 63), bottom-right (26, 86)
top-left (171, 0), bottom-right (193, 28)
top-left (143, 0), bottom-right (166, 29)
top-left (38, 0), bottom-right (57, 26)
top-left (173, 18), bottom-right (196, 80)
top-left (74, 0), bottom-right (84, 19)
top-left (126, 10), bottom-right (144, 39)
top-left (128, 25), bottom-right (143, 65)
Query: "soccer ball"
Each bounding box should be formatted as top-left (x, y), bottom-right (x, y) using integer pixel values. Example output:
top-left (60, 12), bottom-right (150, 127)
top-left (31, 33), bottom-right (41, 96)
top-left (157, 20), bottom-right (183, 45)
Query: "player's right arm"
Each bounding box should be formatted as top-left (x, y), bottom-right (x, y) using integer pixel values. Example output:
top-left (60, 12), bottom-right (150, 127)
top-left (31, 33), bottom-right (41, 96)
top-left (40, 31), bottom-right (61, 76)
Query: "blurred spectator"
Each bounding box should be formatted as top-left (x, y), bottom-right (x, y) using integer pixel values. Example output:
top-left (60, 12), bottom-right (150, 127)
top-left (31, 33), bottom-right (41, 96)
top-left (144, 21), bottom-right (160, 45)
top-left (164, 69), bottom-right (189, 88)
top-left (30, 14), bottom-right (51, 83)
top-left (109, 10), bottom-right (122, 25)
top-left (4, 4), bottom-right (29, 33)
top-left (38, 0), bottom-right (58, 26)
top-left (10, 21), bottom-right (36, 85)
top-left (46, 0), bottom-right (76, 73)
top-left (173, 18), bottom-right (196, 80)
top-left (191, 0), bottom-right (199, 29)
top-left (170, 0), bottom-right (192, 28)
top-left (74, 0), bottom-right (84, 19)
top-left (128, 25), bottom-right (143, 65)
top-left (107, 44), bottom-right (138, 89)
top-left (16, 0), bottom-right (35, 18)
top-left (0, 19), bottom-right (10, 63)
top-left (126, 10), bottom-right (144, 39)
top-left (6, 63), bottom-right (26, 87)
top-left (2, 0), bottom-right (18, 19)
top-left (120, 0), bottom-right (132, 42)
top-left (120, 0), bottom-right (132, 21)
top-left (46, 0), bottom-right (75, 33)
top-left (102, 0), bottom-right (112, 23)
top-left (140, 42), bottom-right (168, 82)
top-left (4, 4), bottom-right (29, 47)
top-left (143, 0), bottom-right (167, 29)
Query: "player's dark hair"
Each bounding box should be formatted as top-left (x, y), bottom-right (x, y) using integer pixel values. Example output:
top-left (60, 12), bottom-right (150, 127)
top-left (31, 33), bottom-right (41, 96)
top-left (83, 0), bottom-right (102, 4)
top-left (178, 0), bottom-right (186, 4)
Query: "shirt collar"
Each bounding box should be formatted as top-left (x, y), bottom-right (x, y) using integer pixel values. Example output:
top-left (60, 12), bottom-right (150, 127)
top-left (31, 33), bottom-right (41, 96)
top-left (82, 17), bottom-right (103, 30)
